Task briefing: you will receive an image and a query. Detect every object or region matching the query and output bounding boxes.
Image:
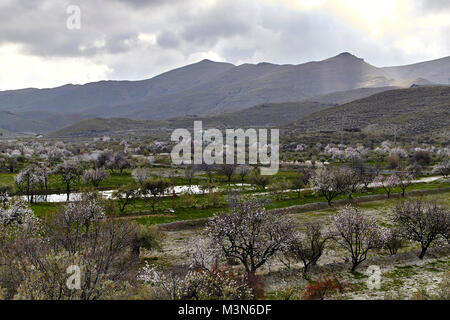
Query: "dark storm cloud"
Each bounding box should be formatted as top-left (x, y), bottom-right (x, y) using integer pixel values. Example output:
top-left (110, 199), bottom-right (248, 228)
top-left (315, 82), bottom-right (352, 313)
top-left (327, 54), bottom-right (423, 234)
top-left (157, 30), bottom-right (181, 49)
top-left (0, 0), bottom-right (448, 87)
top-left (417, 0), bottom-right (450, 12)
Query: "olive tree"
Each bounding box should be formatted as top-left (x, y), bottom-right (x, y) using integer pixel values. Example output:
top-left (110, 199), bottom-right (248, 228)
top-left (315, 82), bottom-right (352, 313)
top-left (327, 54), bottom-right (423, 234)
top-left (141, 178), bottom-right (170, 212)
top-left (291, 168), bottom-right (312, 199)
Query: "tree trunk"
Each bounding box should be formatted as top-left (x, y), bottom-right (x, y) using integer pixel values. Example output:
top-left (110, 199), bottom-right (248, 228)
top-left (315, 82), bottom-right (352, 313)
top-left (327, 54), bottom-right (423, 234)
top-left (419, 246), bottom-right (427, 259)
top-left (66, 184), bottom-right (71, 201)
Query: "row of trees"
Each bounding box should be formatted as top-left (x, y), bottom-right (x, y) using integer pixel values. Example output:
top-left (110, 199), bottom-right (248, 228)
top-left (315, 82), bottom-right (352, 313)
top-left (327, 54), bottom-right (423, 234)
top-left (138, 197), bottom-right (448, 299)
top-left (201, 198), bottom-right (449, 278)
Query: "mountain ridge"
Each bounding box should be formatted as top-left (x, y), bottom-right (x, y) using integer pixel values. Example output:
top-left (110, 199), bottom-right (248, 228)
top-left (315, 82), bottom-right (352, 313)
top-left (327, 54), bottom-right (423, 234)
top-left (1, 52), bottom-right (450, 134)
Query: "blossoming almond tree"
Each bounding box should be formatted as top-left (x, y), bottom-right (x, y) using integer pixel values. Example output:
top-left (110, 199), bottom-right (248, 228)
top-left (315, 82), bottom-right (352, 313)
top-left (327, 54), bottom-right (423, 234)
top-left (331, 205), bottom-right (380, 272)
top-left (373, 173), bottom-right (400, 198)
top-left (54, 160), bottom-right (83, 201)
top-left (393, 200), bottom-right (449, 259)
top-left (309, 167), bottom-right (341, 206)
top-left (206, 199), bottom-right (295, 278)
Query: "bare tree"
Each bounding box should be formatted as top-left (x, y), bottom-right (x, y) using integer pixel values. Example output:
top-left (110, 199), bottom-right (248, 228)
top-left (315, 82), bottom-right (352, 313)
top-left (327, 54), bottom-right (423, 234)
top-left (248, 171), bottom-right (272, 190)
top-left (107, 152), bottom-right (132, 174)
top-left (218, 164), bottom-right (236, 183)
top-left (196, 164), bottom-right (215, 183)
top-left (132, 168), bottom-right (152, 185)
top-left (283, 223), bottom-right (329, 277)
top-left (184, 165), bottom-right (195, 186)
top-left (236, 165), bottom-right (252, 182)
top-left (393, 200), bottom-right (448, 259)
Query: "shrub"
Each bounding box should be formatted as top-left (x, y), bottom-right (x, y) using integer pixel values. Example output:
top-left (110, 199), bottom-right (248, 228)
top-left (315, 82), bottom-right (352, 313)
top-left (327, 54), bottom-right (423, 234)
top-left (413, 151), bottom-right (431, 166)
top-left (303, 276), bottom-right (346, 300)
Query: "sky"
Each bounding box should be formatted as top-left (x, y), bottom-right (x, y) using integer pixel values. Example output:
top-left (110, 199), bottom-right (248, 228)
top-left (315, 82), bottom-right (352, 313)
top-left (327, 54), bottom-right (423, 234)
top-left (0, 0), bottom-right (449, 90)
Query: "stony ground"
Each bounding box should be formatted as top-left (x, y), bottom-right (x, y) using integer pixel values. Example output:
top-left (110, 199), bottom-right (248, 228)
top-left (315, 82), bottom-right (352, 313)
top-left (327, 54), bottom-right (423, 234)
top-left (146, 193), bottom-right (450, 300)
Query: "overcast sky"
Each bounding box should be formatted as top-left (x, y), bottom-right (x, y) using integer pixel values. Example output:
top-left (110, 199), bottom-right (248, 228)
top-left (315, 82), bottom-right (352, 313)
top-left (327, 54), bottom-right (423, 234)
top-left (1, 0), bottom-right (449, 90)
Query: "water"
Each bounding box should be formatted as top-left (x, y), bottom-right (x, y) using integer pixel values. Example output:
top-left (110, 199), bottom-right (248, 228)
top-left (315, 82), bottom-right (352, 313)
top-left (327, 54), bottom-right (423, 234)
top-left (20, 183), bottom-right (252, 203)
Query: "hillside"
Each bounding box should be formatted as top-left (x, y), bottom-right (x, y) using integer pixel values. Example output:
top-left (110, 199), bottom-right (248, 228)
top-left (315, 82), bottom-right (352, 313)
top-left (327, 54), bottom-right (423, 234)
top-left (383, 56), bottom-right (450, 85)
top-left (289, 86), bottom-right (450, 137)
top-left (51, 100), bottom-right (336, 137)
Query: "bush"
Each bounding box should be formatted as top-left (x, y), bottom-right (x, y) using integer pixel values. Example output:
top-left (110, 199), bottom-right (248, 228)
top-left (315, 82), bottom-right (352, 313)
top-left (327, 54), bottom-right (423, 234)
top-left (387, 154), bottom-right (400, 169)
top-left (413, 151), bottom-right (431, 166)
top-left (303, 276), bottom-right (346, 300)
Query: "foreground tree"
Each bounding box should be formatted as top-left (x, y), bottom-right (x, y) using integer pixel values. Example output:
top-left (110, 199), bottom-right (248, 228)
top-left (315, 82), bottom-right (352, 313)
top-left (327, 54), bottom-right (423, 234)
top-left (283, 223), bottom-right (329, 277)
top-left (54, 160), bottom-right (83, 201)
top-left (206, 199), bottom-right (295, 278)
top-left (393, 200), bottom-right (448, 259)
top-left (331, 205), bottom-right (380, 272)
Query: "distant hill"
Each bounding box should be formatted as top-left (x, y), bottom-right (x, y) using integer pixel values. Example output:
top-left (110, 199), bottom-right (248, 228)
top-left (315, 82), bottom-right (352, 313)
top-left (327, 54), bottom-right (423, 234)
top-left (51, 86), bottom-right (401, 137)
top-left (2, 52), bottom-right (450, 134)
top-left (289, 86), bottom-right (450, 137)
top-left (383, 56), bottom-right (450, 85)
top-left (51, 101), bottom-right (333, 137)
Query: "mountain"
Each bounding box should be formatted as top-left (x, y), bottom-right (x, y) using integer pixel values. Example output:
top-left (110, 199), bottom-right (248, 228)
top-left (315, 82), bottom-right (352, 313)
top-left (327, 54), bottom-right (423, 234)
top-left (289, 86), bottom-right (450, 137)
top-left (2, 53), bottom-right (450, 133)
top-left (383, 56), bottom-right (450, 85)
